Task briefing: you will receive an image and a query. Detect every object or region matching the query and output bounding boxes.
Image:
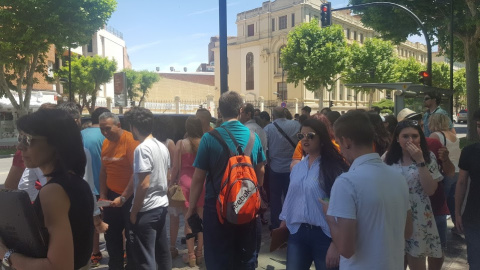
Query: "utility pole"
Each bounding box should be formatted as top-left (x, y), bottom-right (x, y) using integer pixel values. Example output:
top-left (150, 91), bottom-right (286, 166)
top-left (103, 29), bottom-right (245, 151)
top-left (219, 0), bottom-right (228, 94)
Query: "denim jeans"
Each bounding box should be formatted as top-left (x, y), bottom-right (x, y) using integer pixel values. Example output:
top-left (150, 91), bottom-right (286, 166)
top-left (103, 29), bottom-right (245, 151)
top-left (203, 198), bottom-right (257, 270)
top-left (128, 206), bottom-right (171, 270)
top-left (463, 218), bottom-right (480, 269)
top-left (287, 224), bottom-right (337, 270)
top-left (269, 169), bottom-right (290, 229)
top-left (443, 173), bottom-right (458, 224)
top-left (434, 215), bottom-right (447, 249)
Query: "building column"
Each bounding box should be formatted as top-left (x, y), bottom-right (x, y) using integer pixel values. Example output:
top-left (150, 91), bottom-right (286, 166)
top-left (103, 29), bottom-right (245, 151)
top-left (259, 96), bottom-right (264, 111)
top-left (174, 96), bottom-right (180, 114)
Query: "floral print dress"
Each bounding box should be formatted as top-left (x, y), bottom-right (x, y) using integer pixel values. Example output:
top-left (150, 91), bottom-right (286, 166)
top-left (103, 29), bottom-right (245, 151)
top-left (391, 152), bottom-right (443, 258)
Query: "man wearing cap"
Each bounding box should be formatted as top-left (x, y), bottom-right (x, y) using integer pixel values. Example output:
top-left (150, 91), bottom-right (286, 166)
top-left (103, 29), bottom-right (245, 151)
top-left (422, 92), bottom-right (454, 137)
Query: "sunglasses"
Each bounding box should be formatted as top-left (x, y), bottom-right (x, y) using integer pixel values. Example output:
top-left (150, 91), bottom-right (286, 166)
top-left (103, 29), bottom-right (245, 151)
top-left (396, 120), bottom-right (419, 129)
top-left (296, 132), bottom-right (316, 140)
top-left (17, 133), bottom-right (46, 147)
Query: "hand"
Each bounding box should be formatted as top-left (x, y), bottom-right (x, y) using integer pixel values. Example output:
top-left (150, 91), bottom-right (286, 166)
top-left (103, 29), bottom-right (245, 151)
top-left (110, 196), bottom-right (124, 207)
top-left (185, 207), bottom-right (195, 222)
top-left (95, 221), bottom-right (109, 234)
top-left (319, 198), bottom-right (329, 215)
top-left (405, 142), bottom-right (424, 163)
top-left (280, 220), bottom-right (286, 228)
top-left (438, 147), bottom-right (450, 162)
top-left (130, 212), bottom-right (137, 225)
top-left (326, 242), bottom-right (340, 268)
top-left (455, 214), bottom-right (464, 233)
top-left (0, 236), bottom-right (7, 258)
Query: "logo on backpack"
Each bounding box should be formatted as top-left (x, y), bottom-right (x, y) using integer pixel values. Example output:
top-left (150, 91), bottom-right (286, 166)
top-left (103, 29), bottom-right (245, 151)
top-left (209, 128), bottom-right (260, 225)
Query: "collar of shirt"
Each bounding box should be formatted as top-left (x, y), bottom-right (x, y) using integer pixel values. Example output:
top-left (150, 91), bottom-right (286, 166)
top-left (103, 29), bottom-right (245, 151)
top-left (349, 153), bottom-right (381, 171)
top-left (301, 154), bottom-right (322, 168)
top-left (245, 119), bottom-right (257, 125)
top-left (273, 118), bottom-right (287, 123)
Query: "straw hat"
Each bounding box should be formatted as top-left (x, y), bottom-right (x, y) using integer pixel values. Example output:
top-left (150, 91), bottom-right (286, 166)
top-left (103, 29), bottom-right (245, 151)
top-left (397, 108), bottom-right (422, 122)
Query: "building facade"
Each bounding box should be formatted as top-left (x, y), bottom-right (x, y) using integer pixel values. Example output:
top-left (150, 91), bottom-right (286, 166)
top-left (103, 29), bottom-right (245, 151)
top-left (213, 0), bottom-right (429, 113)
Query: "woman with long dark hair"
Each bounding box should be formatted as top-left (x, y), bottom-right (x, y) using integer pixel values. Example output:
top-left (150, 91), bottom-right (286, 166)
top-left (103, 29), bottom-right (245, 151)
top-left (280, 118), bottom-right (349, 270)
top-left (0, 109), bottom-right (94, 270)
top-left (384, 120), bottom-right (443, 270)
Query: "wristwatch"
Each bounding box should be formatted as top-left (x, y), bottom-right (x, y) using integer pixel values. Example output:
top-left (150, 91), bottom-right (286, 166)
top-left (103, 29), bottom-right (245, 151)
top-left (120, 196), bottom-right (126, 203)
top-left (416, 162), bottom-right (426, 167)
top-left (2, 249), bottom-right (15, 268)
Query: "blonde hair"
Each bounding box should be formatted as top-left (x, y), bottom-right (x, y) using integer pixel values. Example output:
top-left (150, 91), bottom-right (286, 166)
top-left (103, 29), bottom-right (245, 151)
top-left (428, 113), bottom-right (450, 132)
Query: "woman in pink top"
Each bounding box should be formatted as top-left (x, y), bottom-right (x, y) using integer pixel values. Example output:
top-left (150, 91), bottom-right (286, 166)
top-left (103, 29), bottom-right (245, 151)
top-left (171, 116), bottom-right (205, 267)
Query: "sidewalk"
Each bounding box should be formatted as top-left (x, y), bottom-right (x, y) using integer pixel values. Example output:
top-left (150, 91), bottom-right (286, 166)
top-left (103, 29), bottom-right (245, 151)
top-left (92, 211), bottom-right (468, 270)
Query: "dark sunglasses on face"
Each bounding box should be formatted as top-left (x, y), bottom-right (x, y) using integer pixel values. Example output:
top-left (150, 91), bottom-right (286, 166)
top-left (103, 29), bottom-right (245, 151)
top-left (396, 120), bottom-right (419, 129)
top-left (17, 133), bottom-right (46, 147)
top-left (296, 132), bottom-right (316, 140)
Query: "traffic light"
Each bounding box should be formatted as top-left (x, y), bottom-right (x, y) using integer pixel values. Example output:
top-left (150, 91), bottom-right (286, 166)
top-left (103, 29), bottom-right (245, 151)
top-left (419, 71), bottom-right (432, 86)
top-left (329, 101), bottom-right (334, 108)
top-left (320, 2), bottom-right (332, 28)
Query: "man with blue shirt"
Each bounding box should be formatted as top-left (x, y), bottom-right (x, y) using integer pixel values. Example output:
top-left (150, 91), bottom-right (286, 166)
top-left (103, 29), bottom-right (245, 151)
top-left (423, 92), bottom-right (454, 137)
top-left (264, 106), bottom-right (301, 230)
top-left (81, 107), bottom-right (110, 267)
top-left (322, 111), bottom-right (412, 269)
top-left (186, 91), bottom-right (266, 270)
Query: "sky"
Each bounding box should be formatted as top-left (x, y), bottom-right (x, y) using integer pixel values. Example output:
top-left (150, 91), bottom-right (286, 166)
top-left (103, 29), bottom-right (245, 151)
top-left (107, 0), bottom-right (424, 73)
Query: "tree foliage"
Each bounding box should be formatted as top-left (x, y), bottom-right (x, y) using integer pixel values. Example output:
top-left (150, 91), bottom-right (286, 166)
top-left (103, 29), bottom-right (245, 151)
top-left (394, 57), bottom-right (425, 83)
top-left (123, 69), bottom-right (160, 106)
top-left (281, 20), bottom-right (349, 108)
top-left (57, 55), bottom-right (117, 113)
top-left (349, 0), bottom-right (480, 140)
top-left (0, 0), bottom-right (116, 115)
top-left (342, 38), bottom-right (398, 107)
top-left (453, 68), bottom-right (467, 113)
top-left (138, 71), bottom-right (160, 106)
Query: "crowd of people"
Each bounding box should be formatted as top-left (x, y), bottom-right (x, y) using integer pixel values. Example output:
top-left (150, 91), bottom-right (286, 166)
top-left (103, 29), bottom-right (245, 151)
top-left (0, 90), bottom-right (478, 270)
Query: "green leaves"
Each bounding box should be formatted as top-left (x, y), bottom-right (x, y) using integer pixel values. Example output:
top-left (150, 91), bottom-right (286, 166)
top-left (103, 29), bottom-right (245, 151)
top-left (281, 20), bottom-right (348, 91)
top-left (122, 69), bottom-right (160, 105)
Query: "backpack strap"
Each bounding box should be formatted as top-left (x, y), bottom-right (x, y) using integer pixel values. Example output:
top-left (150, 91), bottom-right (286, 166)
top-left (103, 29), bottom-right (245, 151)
top-left (273, 122), bottom-right (296, 149)
top-left (220, 126), bottom-right (255, 156)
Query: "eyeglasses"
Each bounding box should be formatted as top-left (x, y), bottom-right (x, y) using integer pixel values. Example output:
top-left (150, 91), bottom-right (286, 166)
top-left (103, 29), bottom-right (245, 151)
top-left (424, 97), bottom-right (431, 101)
top-left (296, 132), bottom-right (316, 140)
top-left (396, 120), bottom-right (419, 130)
top-left (17, 133), bottom-right (46, 147)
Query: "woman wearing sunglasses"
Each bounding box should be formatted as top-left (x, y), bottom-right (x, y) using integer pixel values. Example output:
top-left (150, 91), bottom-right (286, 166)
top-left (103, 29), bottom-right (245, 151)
top-left (0, 109), bottom-right (94, 270)
top-left (384, 120), bottom-right (443, 270)
top-left (279, 118), bottom-right (349, 270)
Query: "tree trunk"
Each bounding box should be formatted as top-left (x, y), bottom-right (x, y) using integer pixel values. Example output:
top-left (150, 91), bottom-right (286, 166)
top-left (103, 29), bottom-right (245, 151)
top-left (464, 37), bottom-right (479, 141)
top-left (318, 86), bottom-right (324, 111)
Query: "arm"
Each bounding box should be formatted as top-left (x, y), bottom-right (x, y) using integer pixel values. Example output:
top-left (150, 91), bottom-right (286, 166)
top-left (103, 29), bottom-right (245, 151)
top-left (454, 169), bottom-right (469, 233)
top-left (169, 140), bottom-right (182, 186)
top-left (417, 165), bottom-right (438, 196)
top-left (4, 165), bottom-right (24, 189)
top-left (130, 172), bottom-right (150, 224)
top-left (255, 162), bottom-right (265, 187)
top-left (405, 210), bottom-right (413, 239)
top-left (437, 147), bottom-right (455, 177)
top-left (185, 168), bottom-right (207, 219)
top-left (99, 164), bottom-right (107, 200)
top-left (325, 216), bottom-right (357, 259)
top-left (1, 184), bottom-right (74, 270)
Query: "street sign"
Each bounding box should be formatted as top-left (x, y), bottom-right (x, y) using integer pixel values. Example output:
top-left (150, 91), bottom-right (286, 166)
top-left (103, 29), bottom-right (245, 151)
top-left (281, 102), bottom-right (286, 108)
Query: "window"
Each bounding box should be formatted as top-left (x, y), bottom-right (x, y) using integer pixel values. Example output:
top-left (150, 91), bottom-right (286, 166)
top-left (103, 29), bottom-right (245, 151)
top-left (277, 82), bottom-right (287, 100)
top-left (248, 24), bottom-right (254, 37)
top-left (291, 13), bottom-right (295, 27)
top-left (87, 39), bottom-right (93, 52)
top-left (246, 52), bottom-right (254, 90)
top-left (346, 29), bottom-right (350, 39)
top-left (272, 18), bottom-right (275, 31)
top-left (353, 31), bottom-right (357, 41)
top-left (360, 33), bottom-right (364, 43)
top-left (279, 15), bottom-right (287, 30)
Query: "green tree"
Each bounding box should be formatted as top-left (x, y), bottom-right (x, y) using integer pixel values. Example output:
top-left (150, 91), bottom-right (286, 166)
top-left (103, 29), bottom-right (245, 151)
top-left (342, 38), bottom-right (397, 108)
top-left (281, 20), bottom-right (349, 109)
top-left (0, 0), bottom-right (116, 115)
top-left (123, 69), bottom-right (141, 101)
top-left (57, 55), bottom-right (117, 113)
top-left (453, 68), bottom-right (467, 114)
top-left (394, 57), bottom-right (425, 83)
top-left (137, 71), bottom-right (160, 106)
top-left (349, 0), bottom-right (480, 140)
top-left (431, 62), bottom-right (450, 89)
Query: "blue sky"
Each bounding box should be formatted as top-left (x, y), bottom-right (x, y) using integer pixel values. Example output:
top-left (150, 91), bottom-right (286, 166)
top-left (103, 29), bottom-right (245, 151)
top-left (107, 0), bottom-right (424, 72)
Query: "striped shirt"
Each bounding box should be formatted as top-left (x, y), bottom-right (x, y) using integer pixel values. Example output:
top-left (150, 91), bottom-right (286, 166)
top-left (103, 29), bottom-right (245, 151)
top-left (279, 155), bottom-right (331, 237)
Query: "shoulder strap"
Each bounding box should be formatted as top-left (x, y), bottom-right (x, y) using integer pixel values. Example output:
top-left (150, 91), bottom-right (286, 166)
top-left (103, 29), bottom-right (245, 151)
top-left (273, 122), bottom-right (296, 148)
top-left (439, 131), bottom-right (447, 146)
top-left (209, 129), bottom-right (234, 157)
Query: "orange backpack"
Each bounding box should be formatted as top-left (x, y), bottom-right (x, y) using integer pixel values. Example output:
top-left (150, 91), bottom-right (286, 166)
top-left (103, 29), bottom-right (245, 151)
top-left (209, 127), bottom-right (260, 225)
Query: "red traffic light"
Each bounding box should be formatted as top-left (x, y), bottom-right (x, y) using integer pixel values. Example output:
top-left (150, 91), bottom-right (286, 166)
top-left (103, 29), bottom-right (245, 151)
top-left (322, 6), bottom-right (328, 12)
top-left (419, 71), bottom-right (430, 78)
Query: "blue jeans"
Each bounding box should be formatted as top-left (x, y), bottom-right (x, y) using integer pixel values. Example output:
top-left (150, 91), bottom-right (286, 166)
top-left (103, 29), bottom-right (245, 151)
top-left (287, 224), bottom-right (337, 270)
top-left (269, 169), bottom-right (290, 229)
top-left (434, 215), bottom-right (447, 249)
top-left (443, 173), bottom-right (458, 223)
top-left (463, 218), bottom-right (480, 269)
top-left (203, 199), bottom-right (257, 270)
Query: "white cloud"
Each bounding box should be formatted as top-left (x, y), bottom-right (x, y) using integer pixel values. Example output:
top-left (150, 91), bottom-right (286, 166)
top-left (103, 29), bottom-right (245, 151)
top-left (187, 2), bottom-right (239, 16)
top-left (129, 40), bottom-right (164, 53)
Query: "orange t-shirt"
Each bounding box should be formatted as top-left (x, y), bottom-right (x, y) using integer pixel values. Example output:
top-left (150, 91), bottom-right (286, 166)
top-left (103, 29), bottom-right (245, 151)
top-left (292, 139), bottom-right (341, 160)
top-left (101, 130), bottom-right (139, 195)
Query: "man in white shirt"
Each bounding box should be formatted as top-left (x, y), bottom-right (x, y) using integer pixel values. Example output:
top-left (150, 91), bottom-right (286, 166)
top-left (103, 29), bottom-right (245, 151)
top-left (322, 111), bottom-right (412, 270)
top-left (125, 107), bottom-right (171, 270)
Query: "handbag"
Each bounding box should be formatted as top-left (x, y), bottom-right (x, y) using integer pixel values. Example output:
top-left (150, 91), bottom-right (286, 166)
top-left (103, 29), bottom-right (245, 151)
top-left (168, 140), bottom-right (186, 207)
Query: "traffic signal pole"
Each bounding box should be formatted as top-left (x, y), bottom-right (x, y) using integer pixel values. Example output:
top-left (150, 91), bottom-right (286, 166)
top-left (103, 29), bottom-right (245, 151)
top-left (332, 2), bottom-right (432, 86)
top-left (219, 0), bottom-right (228, 94)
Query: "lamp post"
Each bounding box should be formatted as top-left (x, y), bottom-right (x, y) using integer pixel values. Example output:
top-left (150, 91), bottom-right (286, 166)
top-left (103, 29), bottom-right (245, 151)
top-left (68, 47), bottom-right (72, 102)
